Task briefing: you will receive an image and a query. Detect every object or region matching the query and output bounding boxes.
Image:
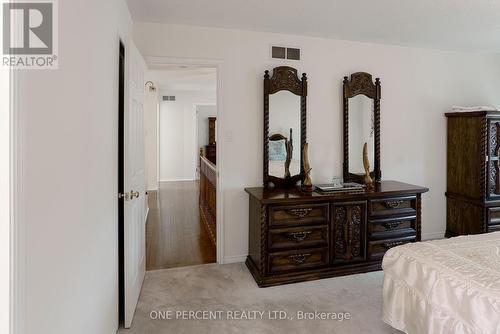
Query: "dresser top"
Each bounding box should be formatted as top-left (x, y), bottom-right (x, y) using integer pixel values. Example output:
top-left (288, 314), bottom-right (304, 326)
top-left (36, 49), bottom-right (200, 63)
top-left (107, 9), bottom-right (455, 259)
top-left (445, 110), bottom-right (500, 118)
top-left (245, 180), bottom-right (428, 204)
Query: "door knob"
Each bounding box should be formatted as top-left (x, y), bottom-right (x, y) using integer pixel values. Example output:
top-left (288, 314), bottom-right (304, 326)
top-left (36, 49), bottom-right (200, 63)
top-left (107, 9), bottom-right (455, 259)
top-left (130, 190), bottom-right (140, 199)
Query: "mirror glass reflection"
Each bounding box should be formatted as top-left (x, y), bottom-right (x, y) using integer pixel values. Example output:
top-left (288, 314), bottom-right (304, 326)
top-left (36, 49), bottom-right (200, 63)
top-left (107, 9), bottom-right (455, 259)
top-left (268, 91), bottom-right (301, 178)
top-left (348, 95), bottom-right (375, 174)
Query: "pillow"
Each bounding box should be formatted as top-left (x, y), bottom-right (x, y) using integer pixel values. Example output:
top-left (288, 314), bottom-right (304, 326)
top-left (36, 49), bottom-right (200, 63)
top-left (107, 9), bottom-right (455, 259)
top-left (269, 139), bottom-right (286, 161)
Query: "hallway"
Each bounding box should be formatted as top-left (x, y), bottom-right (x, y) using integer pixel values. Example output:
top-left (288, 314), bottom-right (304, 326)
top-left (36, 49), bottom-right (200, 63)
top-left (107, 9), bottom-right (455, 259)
top-left (146, 181), bottom-right (216, 270)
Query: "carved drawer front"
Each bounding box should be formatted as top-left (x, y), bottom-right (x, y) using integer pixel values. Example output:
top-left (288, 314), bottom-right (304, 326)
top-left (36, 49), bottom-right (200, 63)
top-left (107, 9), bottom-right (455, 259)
top-left (270, 203), bottom-right (329, 227)
top-left (367, 235), bottom-right (416, 261)
top-left (268, 225), bottom-right (328, 251)
top-left (332, 202), bottom-right (367, 264)
top-left (369, 196), bottom-right (416, 217)
top-left (368, 215), bottom-right (416, 240)
top-left (487, 207), bottom-right (500, 226)
top-left (268, 248), bottom-right (328, 273)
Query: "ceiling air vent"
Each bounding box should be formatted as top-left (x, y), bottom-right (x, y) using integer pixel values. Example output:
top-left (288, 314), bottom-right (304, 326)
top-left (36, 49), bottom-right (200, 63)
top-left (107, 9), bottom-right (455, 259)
top-left (271, 45), bottom-right (301, 61)
top-left (162, 95), bottom-right (176, 101)
top-left (286, 48), bottom-right (300, 61)
top-left (271, 46), bottom-right (286, 59)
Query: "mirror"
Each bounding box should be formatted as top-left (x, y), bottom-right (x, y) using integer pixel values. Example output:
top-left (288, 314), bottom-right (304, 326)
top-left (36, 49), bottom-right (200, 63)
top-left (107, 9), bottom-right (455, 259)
top-left (348, 95), bottom-right (374, 173)
top-left (268, 92), bottom-right (301, 179)
top-left (264, 66), bottom-right (307, 188)
top-left (343, 72), bottom-right (381, 183)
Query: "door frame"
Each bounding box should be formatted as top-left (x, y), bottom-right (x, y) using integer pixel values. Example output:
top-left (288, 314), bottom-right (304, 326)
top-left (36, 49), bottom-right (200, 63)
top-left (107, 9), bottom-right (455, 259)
top-left (146, 56), bottom-right (225, 264)
top-left (9, 55), bottom-right (24, 334)
top-left (117, 40), bottom-right (126, 325)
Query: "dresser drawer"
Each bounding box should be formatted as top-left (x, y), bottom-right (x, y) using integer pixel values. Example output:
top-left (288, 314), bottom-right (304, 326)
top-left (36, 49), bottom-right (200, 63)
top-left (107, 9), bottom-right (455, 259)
top-left (488, 224), bottom-right (500, 233)
top-left (269, 225), bottom-right (328, 251)
top-left (369, 196), bottom-right (416, 217)
top-left (270, 203), bottom-right (329, 227)
top-left (268, 248), bottom-right (328, 273)
top-left (367, 235), bottom-right (416, 260)
top-left (487, 207), bottom-right (500, 226)
top-left (368, 215), bottom-right (416, 240)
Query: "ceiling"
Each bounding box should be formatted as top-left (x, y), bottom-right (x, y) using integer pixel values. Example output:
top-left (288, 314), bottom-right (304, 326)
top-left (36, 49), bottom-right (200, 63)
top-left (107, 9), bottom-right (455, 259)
top-left (146, 66), bottom-right (217, 92)
top-left (127, 0), bottom-right (500, 52)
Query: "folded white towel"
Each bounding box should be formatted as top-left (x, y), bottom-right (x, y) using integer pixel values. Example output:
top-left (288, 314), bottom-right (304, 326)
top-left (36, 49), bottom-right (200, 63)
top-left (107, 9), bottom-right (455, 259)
top-left (451, 105), bottom-right (497, 111)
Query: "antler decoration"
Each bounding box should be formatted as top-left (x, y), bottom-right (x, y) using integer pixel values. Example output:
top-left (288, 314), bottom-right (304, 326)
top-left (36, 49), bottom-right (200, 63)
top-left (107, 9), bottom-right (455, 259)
top-left (284, 128), bottom-right (293, 178)
top-left (363, 143), bottom-right (374, 189)
top-left (302, 143), bottom-right (313, 192)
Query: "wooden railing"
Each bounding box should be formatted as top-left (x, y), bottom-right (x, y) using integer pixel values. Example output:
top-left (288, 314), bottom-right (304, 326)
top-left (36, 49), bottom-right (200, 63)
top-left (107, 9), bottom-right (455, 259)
top-left (199, 150), bottom-right (217, 246)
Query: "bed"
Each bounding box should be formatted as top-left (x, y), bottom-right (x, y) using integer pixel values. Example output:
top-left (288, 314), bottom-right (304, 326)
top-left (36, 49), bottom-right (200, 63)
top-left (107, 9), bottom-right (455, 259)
top-left (382, 232), bottom-right (500, 334)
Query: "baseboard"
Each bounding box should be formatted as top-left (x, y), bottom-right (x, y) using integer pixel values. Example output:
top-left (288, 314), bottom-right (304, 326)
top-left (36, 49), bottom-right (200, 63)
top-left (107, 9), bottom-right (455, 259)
top-left (422, 231), bottom-right (445, 240)
top-left (159, 178), bottom-right (195, 182)
top-left (222, 255), bottom-right (247, 264)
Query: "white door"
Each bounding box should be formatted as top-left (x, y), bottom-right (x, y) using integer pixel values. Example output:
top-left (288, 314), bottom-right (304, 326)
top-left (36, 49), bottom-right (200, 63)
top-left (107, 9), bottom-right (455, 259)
top-left (124, 39), bottom-right (147, 328)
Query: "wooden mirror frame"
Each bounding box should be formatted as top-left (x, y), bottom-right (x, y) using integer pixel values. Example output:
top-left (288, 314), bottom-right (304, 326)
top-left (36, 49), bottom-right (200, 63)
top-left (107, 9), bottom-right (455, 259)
top-left (343, 72), bottom-right (381, 183)
top-left (264, 66), bottom-right (307, 188)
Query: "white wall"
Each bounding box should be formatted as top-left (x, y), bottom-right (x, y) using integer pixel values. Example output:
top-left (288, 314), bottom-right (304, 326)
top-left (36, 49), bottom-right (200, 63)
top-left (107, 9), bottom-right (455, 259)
top-left (159, 90), bottom-right (216, 181)
top-left (144, 91), bottom-right (159, 190)
top-left (134, 23), bottom-right (500, 262)
top-left (0, 63), bottom-right (10, 334)
top-left (16, 0), bottom-right (132, 333)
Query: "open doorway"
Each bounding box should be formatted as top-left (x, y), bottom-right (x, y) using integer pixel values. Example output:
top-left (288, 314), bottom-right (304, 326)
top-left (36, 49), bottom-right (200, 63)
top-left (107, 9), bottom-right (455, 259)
top-left (143, 65), bottom-right (217, 270)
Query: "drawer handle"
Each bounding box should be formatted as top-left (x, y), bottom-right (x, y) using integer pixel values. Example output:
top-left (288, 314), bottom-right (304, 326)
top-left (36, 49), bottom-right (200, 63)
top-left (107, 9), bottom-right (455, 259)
top-left (287, 231), bottom-right (312, 242)
top-left (384, 200), bottom-right (404, 209)
top-left (288, 253), bottom-right (310, 265)
top-left (382, 222), bottom-right (401, 230)
top-left (287, 208), bottom-right (312, 218)
top-left (382, 241), bottom-right (404, 249)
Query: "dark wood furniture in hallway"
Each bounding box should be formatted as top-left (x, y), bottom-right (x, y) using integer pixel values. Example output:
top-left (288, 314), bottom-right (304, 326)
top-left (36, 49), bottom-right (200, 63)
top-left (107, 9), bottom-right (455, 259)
top-left (204, 117), bottom-right (216, 164)
top-left (245, 181), bottom-right (428, 287)
top-left (199, 154), bottom-right (217, 246)
top-left (146, 181), bottom-right (215, 270)
top-left (446, 110), bottom-right (500, 236)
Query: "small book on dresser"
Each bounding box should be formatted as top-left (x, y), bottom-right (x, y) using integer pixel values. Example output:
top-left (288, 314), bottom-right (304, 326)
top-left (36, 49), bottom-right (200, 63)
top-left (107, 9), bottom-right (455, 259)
top-left (315, 182), bottom-right (364, 193)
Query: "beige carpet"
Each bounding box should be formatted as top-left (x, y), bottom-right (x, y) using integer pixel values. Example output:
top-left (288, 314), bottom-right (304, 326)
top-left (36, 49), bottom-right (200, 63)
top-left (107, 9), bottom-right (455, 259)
top-left (120, 263), bottom-right (402, 334)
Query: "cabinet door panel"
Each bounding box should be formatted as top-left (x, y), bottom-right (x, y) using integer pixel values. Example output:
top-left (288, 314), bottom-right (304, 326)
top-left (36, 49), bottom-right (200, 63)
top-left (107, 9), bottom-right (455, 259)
top-left (488, 119), bottom-right (500, 198)
top-left (331, 201), bottom-right (367, 264)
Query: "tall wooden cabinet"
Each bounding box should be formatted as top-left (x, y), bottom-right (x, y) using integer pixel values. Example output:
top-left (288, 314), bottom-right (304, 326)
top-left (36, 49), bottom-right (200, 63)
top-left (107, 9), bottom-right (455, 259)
top-left (204, 117), bottom-right (216, 164)
top-left (446, 110), bottom-right (500, 236)
top-left (245, 181), bottom-right (428, 287)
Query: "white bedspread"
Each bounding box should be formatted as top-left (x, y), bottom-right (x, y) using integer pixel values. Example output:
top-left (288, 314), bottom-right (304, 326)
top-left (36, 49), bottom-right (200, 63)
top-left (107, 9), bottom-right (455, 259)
top-left (382, 232), bottom-right (500, 334)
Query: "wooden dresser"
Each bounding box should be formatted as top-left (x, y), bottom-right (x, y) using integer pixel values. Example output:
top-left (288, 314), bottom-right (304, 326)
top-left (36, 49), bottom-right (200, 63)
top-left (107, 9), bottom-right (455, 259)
top-left (204, 117), bottom-right (216, 164)
top-left (204, 144), bottom-right (216, 165)
top-left (245, 181), bottom-right (428, 287)
top-left (446, 110), bottom-right (500, 236)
